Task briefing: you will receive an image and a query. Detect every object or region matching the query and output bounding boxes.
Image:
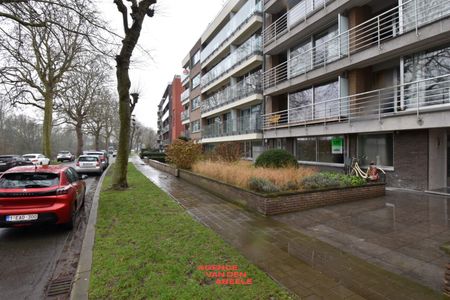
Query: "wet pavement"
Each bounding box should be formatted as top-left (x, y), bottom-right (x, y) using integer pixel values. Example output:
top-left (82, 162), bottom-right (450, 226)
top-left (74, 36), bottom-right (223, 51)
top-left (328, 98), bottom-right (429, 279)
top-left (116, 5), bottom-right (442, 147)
top-left (132, 158), bottom-right (443, 299)
top-left (0, 170), bottom-right (99, 300)
top-left (273, 189), bottom-right (450, 292)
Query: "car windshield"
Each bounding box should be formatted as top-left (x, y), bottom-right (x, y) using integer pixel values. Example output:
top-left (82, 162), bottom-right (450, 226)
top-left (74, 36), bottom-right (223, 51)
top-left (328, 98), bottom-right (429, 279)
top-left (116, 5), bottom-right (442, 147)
top-left (22, 155), bottom-right (36, 159)
top-left (79, 156), bottom-right (98, 162)
top-left (59, 151), bottom-right (69, 154)
top-left (0, 156), bottom-right (14, 161)
top-left (0, 173), bottom-right (60, 189)
top-left (86, 152), bottom-right (102, 155)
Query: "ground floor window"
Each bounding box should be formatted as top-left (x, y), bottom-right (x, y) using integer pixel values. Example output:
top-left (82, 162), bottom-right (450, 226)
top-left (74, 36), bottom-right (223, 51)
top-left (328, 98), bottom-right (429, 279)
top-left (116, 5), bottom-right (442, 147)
top-left (296, 135), bottom-right (344, 164)
top-left (357, 133), bottom-right (393, 167)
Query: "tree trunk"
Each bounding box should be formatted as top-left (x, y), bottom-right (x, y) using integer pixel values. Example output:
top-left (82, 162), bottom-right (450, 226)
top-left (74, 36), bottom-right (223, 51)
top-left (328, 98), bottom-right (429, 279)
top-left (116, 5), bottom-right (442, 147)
top-left (75, 122), bottom-right (84, 157)
top-left (94, 130), bottom-right (100, 150)
top-left (111, 56), bottom-right (131, 189)
top-left (42, 93), bottom-right (53, 158)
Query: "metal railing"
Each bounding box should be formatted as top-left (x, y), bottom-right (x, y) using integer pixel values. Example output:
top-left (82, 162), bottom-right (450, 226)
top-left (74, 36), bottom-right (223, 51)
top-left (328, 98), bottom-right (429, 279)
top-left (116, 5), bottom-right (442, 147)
top-left (263, 0), bottom-right (450, 89)
top-left (262, 74), bottom-right (450, 129)
top-left (203, 115), bottom-right (262, 138)
top-left (161, 124), bottom-right (170, 134)
top-left (201, 0), bottom-right (262, 63)
top-left (202, 71), bottom-right (262, 113)
top-left (201, 35), bottom-right (262, 88)
top-left (263, 0), bottom-right (334, 46)
top-left (181, 110), bottom-right (190, 121)
top-left (181, 89), bottom-right (190, 102)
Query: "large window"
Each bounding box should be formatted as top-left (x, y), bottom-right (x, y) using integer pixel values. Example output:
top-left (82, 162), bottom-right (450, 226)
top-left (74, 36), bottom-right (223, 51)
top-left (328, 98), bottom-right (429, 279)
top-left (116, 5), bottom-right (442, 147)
top-left (296, 135), bottom-right (345, 164)
top-left (288, 80), bottom-right (339, 123)
top-left (191, 120), bottom-right (201, 133)
top-left (403, 45), bottom-right (450, 108)
top-left (357, 133), bottom-right (393, 167)
top-left (191, 96), bottom-right (200, 111)
top-left (192, 50), bottom-right (200, 66)
top-left (192, 74), bottom-right (201, 89)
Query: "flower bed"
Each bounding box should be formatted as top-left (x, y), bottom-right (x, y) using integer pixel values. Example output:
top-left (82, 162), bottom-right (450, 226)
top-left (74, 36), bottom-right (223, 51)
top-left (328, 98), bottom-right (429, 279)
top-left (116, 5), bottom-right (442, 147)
top-left (145, 159), bottom-right (385, 215)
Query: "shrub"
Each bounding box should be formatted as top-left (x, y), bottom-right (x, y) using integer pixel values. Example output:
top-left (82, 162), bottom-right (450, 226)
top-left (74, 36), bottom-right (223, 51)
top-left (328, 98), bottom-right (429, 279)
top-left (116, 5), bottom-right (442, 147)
top-left (166, 140), bottom-right (202, 169)
top-left (301, 172), bottom-right (366, 190)
top-left (214, 142), bottom-right (241, 162)
top-left (248, 177), bottom-right (280, 193)
top-left (255, 149), bottom-right (297, 168)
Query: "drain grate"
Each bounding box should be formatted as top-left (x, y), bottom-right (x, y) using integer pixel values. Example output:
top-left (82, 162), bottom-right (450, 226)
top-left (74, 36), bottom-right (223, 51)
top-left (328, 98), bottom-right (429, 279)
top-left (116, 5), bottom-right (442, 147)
top-left (46, 278), bottom-right (72, 297)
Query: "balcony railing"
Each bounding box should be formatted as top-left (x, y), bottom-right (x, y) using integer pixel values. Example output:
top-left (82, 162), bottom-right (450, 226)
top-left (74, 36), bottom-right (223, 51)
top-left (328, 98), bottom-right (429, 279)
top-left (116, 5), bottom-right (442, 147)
top-left (181, 110), bottom-right (190, 121)
top-left (263, 0), bottom-right (450, 89)
top-left (201, 35), bottom-right (262, 88)
top-left (201, 0), bottom-right (262, 63)
top-left (262, 74), bottom-right (450, 129)
top-left (181, 89), bottom-right (190, 102)
top-left (162, 124), bottom-right (170, 134)
top-left (263, 0), bottom-right (335, 46)
top-left (202, 70), bottom-right (262, 113)
top-left (203, 115), bottom-right (262, 138)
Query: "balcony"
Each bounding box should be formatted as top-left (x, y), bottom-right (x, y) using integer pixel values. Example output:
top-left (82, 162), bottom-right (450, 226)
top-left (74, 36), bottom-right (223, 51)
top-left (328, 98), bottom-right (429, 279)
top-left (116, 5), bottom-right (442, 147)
top-left (263, 74), bottom-right (450, 132)
top-left (263, 0), bottom-right (450, 90)
top-left (201, 0), bottom-right (262, 64)
top-left (263, 0), bottom-right (335, 47)
top-left (203, 115), bottom-right (262, 139)
top-left (181, 110), bottom-right (190, 122)
top-left (201, 35), bottom-right (262, 91)
top-left (162, 124), bottom-right (170, 134)
top-left (181, 89), bottom-right (190, 103)
top-left (201, 71), bottom-right (262, 115)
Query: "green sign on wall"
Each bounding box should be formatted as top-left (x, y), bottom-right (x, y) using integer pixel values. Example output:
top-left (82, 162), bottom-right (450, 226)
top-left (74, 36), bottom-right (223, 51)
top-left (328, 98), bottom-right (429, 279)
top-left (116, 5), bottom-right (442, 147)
top-left (331, 138), bottom-right (343, 154)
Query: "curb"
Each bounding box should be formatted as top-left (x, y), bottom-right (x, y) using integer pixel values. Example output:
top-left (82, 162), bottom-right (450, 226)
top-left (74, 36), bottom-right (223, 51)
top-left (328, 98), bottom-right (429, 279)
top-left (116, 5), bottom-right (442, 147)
top-left (70, 164), bottom-right (111, 300)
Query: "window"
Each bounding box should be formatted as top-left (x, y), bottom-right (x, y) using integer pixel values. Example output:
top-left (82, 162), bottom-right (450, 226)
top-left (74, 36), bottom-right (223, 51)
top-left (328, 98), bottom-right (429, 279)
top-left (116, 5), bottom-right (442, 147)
top-left (403, 45), bottom-right (450, 108)
top-left (314, 24), bottom-right (339, 66)
top-left (192, 50), bottom-right (200, 66)
top-left (192, 120), bottom-right (201, 133)
top-left (296, 135), bottom-right (345, 164)
top-left (290, 39), bottom-right (312, 77)
top-left (66, 168), bottom-right (79, 183)
top-left (191, 96), bottom-right (200, 111)
top-left (357, 133), bottom-right (393, 167)
top-left (192, 74), bottom-right (201, 89)
top-left (0, 173), bottom-right (60, 188)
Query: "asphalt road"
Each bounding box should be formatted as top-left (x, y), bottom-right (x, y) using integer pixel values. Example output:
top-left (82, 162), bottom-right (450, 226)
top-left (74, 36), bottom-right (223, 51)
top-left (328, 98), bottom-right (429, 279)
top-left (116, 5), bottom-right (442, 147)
top-left (0, 162), bottom-right (100, 300)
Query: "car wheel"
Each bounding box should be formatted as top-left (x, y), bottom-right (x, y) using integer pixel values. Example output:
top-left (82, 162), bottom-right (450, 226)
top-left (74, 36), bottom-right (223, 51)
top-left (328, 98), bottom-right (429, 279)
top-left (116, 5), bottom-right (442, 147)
top-left (63, 202), bottom-right (76, 230)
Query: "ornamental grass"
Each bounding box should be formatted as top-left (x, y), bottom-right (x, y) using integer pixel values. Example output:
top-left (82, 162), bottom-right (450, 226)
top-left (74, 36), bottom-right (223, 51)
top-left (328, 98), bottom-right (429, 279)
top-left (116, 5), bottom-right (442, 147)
top-left (192, 160), bottom-right (317, 192)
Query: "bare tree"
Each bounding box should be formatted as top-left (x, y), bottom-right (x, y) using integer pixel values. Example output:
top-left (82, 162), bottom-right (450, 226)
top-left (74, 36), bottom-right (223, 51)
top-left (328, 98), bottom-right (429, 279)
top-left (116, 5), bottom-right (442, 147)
top-left (85, 89), bottom-right (115, 150)
top-left (112, 0), bottom-right (156, 189)
top-left (0, 2), bottom-right (90, 158)
top-left (57, 55), bottom-right (111, 156)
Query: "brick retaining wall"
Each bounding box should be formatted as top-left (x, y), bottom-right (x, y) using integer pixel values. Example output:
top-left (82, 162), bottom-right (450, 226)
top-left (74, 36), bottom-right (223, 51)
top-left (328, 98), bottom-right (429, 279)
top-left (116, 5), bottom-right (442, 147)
top-left (146, 160), bottom-right (385, 215)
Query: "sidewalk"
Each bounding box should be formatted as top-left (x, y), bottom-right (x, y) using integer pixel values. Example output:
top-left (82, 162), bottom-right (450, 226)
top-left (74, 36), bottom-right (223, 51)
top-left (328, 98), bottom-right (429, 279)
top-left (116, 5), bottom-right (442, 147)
top-left (132, 158), bottom-right (441, 299)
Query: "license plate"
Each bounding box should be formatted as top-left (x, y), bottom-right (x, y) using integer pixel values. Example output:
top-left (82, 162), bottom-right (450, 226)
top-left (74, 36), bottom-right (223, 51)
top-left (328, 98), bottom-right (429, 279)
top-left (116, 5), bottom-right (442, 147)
top-left (0, 162), bottom-right (6, 166)
top-left (6, 214), bottom-right (38, 222)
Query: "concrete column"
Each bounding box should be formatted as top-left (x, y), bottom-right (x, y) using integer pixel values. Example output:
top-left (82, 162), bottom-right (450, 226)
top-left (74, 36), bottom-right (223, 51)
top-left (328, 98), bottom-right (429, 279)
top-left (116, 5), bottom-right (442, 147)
top-left (429, 128), bottom-right (447, 190)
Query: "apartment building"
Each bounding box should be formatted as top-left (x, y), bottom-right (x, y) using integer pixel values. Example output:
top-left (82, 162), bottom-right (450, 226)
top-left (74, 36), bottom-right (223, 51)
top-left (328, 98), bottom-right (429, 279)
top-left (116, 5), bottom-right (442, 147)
top-left (157, 76), bottom-right (183, 150)
top-left (181, 39), bottom-right (202, 142)
top-left (180, 0), bottom-right (265, 158)
top-left (262, 0), bottom-right (450, 190)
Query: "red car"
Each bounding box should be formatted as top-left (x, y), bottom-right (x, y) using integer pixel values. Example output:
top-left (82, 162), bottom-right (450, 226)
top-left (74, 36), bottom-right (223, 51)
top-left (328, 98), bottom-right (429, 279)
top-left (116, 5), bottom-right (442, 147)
top-left (0, 165), bottom-right (86, 230)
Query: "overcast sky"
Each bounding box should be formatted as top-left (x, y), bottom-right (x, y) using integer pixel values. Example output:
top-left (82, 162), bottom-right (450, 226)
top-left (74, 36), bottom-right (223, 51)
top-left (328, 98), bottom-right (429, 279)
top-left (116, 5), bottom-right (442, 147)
top-left (97, 0), bottom-right (226, 130)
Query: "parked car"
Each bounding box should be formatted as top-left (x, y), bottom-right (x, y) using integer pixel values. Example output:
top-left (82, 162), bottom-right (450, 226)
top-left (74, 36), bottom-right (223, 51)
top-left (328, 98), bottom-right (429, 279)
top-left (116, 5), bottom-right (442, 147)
top-left (83, 151), bottom-right (108, 169)
top-left (22, 153), bottom-right (50, 165)
top-left (56, 151), bottom-right (74, 162)
top-left (0, 155), bottom-right (34, 173)
top-left (112, 150), bottom-right (117, 157)
top-left (75, 155), bottom-right (103, 176)
top-left (0, 165), bottom-right (86, 229)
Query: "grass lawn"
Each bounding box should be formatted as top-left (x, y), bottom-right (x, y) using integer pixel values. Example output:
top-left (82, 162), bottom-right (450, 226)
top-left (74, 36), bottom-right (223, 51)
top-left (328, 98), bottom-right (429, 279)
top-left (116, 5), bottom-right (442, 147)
top-left (89, 164), bottom-right (293, 300)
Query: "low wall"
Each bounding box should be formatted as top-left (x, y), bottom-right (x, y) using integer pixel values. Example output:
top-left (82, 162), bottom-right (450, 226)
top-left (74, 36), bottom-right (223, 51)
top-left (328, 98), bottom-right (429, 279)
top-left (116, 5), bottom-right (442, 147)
top-left (146, 159), bottom-right (178, 177)
top-left (179, 169), bottom-right (385, 216)
top-left (146, 160), bottom-right (385, 215)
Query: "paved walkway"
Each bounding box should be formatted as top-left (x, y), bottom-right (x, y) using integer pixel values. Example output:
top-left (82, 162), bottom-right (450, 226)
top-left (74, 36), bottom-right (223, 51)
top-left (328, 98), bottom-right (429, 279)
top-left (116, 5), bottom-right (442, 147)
top-left (132, 158), bottom-right (442, 299)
